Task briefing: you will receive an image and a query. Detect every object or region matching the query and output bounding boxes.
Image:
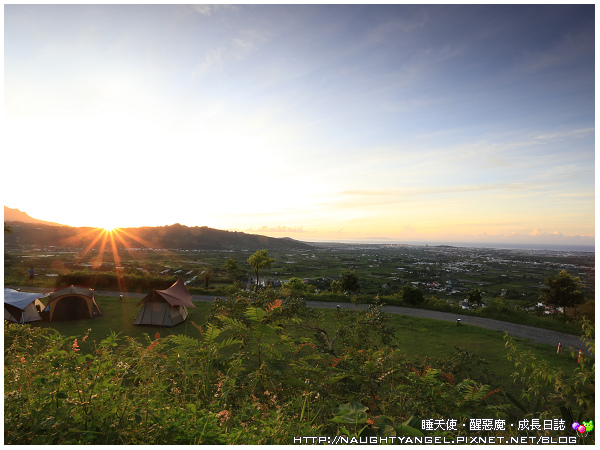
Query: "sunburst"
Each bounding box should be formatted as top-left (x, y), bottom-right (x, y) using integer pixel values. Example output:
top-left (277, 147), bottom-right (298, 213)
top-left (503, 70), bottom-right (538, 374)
top-left (58, 225), bottom-right (178, 294)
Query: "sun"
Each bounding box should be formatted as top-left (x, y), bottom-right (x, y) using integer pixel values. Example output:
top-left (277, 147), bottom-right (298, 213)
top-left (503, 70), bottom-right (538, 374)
top-left (101, 225), bottom-right (119, 233)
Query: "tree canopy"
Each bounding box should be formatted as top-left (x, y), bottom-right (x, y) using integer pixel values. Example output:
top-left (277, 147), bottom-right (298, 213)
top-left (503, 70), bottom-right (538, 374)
top-left (247, 249), bottom-right (275, 291)
top-left (339, 271), bottom-right (360, 293)
top-left (224, 258), bottom-right (241, 282)
top-left (540, 270), bottom-right (586, 315)
top-left (397, 285), bottom-right (424, 305)
top-left (285, 277), bottom-right (310, 296)
top-left (466, 288), bottom-right (485, 309)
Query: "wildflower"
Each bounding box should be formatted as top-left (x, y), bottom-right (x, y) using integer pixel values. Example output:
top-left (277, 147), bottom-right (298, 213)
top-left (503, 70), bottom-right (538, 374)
top-left (216, 410), bottom-right (231, 425)
top-left (20, 357), bottom-right (26, 363)
top-left (72, 339), bottom-right (80, 352)
top-left (155, 332), bottom-right (160, 340)
top-left (82, 328), bottom-right (91, 342)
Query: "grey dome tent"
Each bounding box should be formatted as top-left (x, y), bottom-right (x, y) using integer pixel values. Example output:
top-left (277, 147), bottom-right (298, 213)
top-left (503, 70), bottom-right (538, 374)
top-left (134, 278), bottom-right (196, 327)
top-left (46, 285), bottom-right (102, 322)
top-left (4, 288), bottom-right (46, 324)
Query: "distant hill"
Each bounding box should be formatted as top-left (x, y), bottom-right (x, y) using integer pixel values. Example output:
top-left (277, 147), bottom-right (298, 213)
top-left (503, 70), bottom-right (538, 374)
top-left (4, 206), bottom-right (63, 226)
top-left (4, 221), bottom-right (313, 251)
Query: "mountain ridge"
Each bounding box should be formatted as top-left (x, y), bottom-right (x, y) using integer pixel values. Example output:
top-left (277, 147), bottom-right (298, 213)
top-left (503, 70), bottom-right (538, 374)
top-left (4, 220), bottom-right (312, 251)
top-left (4, 206), bottom-right (64, 226)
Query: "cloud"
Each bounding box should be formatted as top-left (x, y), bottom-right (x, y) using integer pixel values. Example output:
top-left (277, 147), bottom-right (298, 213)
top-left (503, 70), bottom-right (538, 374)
top-left (190, 5), bottom-right (238, 16)
top-left (335, 181), bottom-right (546, 206)
top-left (528, 228), bottom-right (565, 239)
top-left (193, 37), bottom-right (256, 76)
top-left (246, 226), bottom-right (309, 234)
top-left (534, 128), bottom-right (594, 142)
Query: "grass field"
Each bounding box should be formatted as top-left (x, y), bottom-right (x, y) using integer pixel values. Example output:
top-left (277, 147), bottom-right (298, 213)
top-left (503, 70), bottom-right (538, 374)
top-left (21, 295), bottom-right (580, 398)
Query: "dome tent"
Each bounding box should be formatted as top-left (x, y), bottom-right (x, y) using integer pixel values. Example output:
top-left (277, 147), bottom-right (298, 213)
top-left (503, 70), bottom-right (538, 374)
top-left (134, 278), bottom-right (196, 327)
top-left (46, 285), bottom-right (102, 322)
top-left (4, 288), bottom-right (46, 324)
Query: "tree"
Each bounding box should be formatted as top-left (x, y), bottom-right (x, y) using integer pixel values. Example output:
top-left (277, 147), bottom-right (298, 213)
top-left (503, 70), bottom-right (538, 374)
top-left (540, 270), bottom-right (586, 316)
top-left (330, 279), bottom-right (342, 293)
top-left (4, 223), bottom-right (13, 235)
top-left (285, 277), bottom-right (310, 296)
top-left (397, 285), bottom-right (424, 305)
top-left (202, 268), bottom-right (214, 289)
top-left (466, 288), bottom-right (485, 310)
top-left (247, 250), bottom-right (275, 291)
top-left (339, 271), bottom-right (360, 293)
top-left (224, 258), bottom-right (240, 283)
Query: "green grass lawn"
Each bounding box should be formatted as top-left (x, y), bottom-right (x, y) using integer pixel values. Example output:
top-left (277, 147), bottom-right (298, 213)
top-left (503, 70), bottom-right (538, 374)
top-left (18, 295), bottom-right (582, 399)
top-left (26, 296), bottom-right (213, 352)
top-left (319, 308), bottom-right (580, 397)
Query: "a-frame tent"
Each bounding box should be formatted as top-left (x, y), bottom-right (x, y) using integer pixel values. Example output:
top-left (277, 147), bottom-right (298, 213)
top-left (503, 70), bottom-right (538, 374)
top-left (133, 278), bottom-right (196, 327)
top-left (4, 288), bottom-right (46, 324)
top-left (46, 285), bottom-right (102, 322)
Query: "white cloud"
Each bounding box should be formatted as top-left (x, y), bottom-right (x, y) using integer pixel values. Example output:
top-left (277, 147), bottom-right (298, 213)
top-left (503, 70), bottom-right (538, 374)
top-left (246, 226), bottom-right (309, 234)
top-left (193, 37), bottom-right (257, 77)
top-left (534, 128), bottom-right (594, 141)
top-left (193, 47), bottom-right (227, 76)
top-left (190, 5), bottom-right (238, 16)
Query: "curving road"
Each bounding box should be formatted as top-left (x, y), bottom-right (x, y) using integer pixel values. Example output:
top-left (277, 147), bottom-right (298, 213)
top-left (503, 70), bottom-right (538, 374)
top-left (303, 300), bottom-right (591, 353)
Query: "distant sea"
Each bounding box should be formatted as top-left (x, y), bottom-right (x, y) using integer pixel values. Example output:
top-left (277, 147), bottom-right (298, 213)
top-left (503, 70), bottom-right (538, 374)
top-left (308, 239), bottom-right (595, 253)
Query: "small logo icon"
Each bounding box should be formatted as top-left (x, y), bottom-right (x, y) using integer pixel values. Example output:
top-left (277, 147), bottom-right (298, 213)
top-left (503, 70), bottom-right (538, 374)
top-left (572, 420), bottom-right (594, 437)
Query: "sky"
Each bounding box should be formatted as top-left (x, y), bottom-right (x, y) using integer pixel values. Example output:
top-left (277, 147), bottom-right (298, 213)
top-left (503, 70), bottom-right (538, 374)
top-left (3, 4), bottom-right (595, 248)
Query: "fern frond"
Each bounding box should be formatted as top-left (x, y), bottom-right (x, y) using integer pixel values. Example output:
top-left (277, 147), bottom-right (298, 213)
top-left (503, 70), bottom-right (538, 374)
top-left (244, 306), bottom-right (266, 322)
top-left (202, 323), bottom-right (221, 344)
top-left (266, 299), bottom-right (282, 312)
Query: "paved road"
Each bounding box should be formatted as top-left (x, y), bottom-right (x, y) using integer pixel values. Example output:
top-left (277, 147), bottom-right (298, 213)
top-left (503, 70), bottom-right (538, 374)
top-left (304, 300), bottom-right (591, 353)
top-left (8, 286), bottom-right (591, 353)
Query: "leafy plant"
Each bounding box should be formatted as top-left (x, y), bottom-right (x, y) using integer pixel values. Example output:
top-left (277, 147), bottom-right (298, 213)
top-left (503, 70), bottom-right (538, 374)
top-left (504, 319), bottom-right (595, 443)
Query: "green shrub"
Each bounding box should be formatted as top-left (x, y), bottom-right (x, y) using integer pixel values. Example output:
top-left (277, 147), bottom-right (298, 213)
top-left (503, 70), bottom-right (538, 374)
top-left (55, 270), bottom-right (178, 292)
top-left (4, 298), bottom-right (593, 444)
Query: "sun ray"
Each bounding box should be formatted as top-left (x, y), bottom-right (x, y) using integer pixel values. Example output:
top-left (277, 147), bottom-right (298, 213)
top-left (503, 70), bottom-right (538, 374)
top-left (66, 226), bottom-right (183, 294)
top-left (74, 228), bottom-right (106, 266)
top-left (116, 228), bottom-right (164, 250)
top-left (91, 229), bottom-right (111, 269)
top-left (60, 226), bottom-right (105, 248)
top-left (107, 229), bottom-right (127, 293)
top-left (111, 229), bottom-right (150, 269)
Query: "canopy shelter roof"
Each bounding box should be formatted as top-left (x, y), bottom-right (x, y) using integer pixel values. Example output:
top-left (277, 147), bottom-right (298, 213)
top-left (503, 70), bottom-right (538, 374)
top-left (137, 278), bottom-right (196, 308)
top-left (4, 288), bottom-right (48, 309)
top-left (4, 288), bottom-right (47, 323)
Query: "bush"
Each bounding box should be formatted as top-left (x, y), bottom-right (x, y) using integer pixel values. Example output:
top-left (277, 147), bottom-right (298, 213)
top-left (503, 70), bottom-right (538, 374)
top-left (55, 270), bottom-right (178, 292)
top-left (4, 297), bottom-right (593, 444)
top-left (423, 296), bottom-right (462, 313)
top-left (396, 285), bottom-right (424, 305)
